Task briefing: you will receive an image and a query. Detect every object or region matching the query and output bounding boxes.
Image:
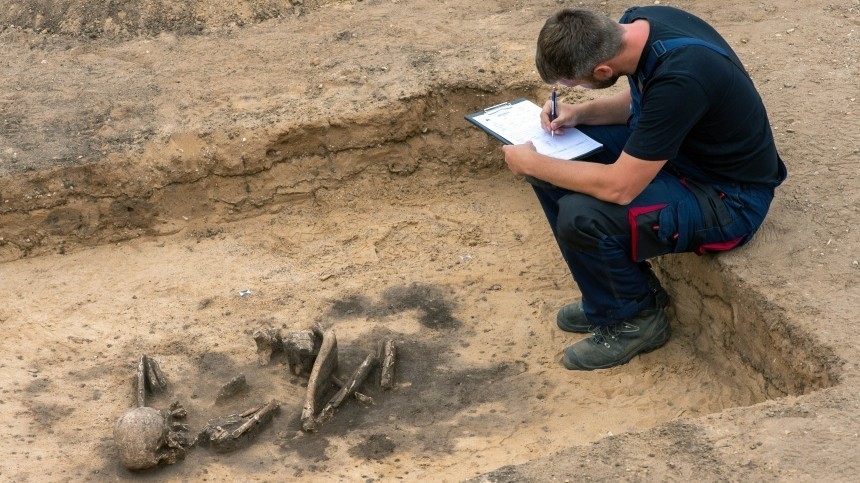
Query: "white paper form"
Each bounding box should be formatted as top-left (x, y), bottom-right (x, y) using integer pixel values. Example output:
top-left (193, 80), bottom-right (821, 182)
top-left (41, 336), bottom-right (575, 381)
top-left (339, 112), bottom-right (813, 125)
top-left (470, 99), bottom-right (602, 160)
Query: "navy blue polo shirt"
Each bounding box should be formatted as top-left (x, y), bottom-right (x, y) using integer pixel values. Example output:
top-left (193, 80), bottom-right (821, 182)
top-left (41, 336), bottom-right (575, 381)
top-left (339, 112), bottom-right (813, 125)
top-left (621, 6), bottom-right (784, 187)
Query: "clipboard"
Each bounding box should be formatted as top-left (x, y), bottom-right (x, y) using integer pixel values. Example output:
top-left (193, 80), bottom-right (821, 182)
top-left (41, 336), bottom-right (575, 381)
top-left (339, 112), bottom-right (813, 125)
top-left (465, 98), bottom-right (603, 160)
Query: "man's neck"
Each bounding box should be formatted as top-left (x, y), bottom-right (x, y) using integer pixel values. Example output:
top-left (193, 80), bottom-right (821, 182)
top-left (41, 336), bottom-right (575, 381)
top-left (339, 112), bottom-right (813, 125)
top-left (615, 19), bottom-right (650, 75)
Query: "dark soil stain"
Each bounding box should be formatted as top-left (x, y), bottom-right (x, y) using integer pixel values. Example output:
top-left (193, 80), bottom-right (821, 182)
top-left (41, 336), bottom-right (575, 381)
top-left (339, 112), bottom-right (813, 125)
top-left (66, 362), bottom-right (119, 382)
top-left (167, 351), bottom-right (249, 415)
top-left (195, 351), bottom-right (240, 381)
top-left (327, 282), bottom-right (461, 329)
top-left (276, 429), bottom-right (331, 462)
top-left (466, 464), bottom-right (524, 482)
top-left (328, 294), bottom-right (374, 319)
top-left (312, 336), bottom-right (530, 457)
top-left (25, 377), bottom-right (52, 394)
top-left (378, 284), bottom-right (460, 329)
top-left (27, 402), bottom-right (75, 430)
top-left (348, 433), bottom-right (396, 461)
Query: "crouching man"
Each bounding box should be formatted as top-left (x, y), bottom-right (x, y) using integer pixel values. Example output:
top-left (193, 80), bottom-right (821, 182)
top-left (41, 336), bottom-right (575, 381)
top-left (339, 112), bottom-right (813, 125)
top-left (502, 6), bottom-right (786, 370)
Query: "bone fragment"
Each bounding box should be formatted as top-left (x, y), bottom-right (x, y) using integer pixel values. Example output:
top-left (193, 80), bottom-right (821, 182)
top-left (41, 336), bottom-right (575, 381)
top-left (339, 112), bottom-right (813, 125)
top-left (301, 329), bottom-right (338, 432)
top-left (145, 356), bottom-right (168, 394)
top-left (240, 404), bottom-right (262, 418)
top-left (135, 355), bottom-right (169, 407)
top-left (136, 356), bottom-right (147, 407)
top-left (114, 405), bottom-right (192, 470)
top-left (331, 375), bottom-right (373, 403)
top-left (169, 400), bottom-right (187, 419)
top-left (198, 400), bottom-right (281, 453)
top-left (315, 352), bottom-right (378, 427)
top-left (283, 329), bottom-right (320, 376)
top-left (378, 339), bottom-right (397, 390)
top-left (230, 399), bottom-right (280, 439)
top-left (252, 327), bottom-right (283, 366)
top-left (353, 392), bottom-right (375, 406)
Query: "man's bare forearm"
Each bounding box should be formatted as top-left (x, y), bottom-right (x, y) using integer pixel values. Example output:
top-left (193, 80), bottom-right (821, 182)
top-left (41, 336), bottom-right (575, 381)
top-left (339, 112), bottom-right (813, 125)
top-left (571, 88), bottom-right (632, 126)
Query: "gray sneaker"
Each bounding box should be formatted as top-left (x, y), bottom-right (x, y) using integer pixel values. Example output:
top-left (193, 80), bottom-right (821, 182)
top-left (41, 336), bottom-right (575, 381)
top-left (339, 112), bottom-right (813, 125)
top-left (556, 268), bottom-right (669, 333)
top-left (562, 307), bottom-right (671, 371)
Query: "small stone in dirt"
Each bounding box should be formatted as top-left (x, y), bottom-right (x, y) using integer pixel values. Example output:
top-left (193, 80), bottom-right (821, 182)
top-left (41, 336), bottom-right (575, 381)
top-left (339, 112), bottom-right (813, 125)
top-left (215, 374), bottom-right (249, 404)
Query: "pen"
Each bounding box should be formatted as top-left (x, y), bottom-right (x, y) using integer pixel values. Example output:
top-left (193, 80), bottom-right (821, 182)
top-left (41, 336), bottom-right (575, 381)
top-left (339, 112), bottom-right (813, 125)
top-left (551, 86), bottom-right (557, 137)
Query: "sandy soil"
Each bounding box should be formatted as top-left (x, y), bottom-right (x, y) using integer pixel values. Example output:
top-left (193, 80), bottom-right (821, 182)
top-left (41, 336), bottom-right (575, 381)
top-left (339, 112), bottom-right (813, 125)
top-left (1, 0), bottom-right (859, 481)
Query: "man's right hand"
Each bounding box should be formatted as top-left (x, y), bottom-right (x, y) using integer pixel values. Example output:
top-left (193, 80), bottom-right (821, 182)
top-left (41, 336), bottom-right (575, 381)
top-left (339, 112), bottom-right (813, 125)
top-left (541, 100), bottom-right (578, 136)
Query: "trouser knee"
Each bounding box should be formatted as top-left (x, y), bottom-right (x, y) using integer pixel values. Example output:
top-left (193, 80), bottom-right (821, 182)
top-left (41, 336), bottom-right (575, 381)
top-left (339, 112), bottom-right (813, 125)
top-left (555, 194), bottom-right (625, 251)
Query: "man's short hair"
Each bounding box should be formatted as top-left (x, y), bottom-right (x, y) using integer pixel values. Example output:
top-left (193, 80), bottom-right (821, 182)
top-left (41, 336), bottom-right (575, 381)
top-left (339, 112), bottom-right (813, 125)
top-left (535, 9), bottom-right (625, 84)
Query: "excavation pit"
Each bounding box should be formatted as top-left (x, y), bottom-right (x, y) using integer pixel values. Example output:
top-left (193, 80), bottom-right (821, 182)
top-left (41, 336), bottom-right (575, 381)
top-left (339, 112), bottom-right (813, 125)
top-left (0, 90), bottom-right (837, 481)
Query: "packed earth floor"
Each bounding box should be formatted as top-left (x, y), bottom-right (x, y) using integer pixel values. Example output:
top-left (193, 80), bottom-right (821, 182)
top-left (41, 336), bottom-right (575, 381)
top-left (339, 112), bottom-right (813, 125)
top-left (1, 0), bottom-right (859, 481)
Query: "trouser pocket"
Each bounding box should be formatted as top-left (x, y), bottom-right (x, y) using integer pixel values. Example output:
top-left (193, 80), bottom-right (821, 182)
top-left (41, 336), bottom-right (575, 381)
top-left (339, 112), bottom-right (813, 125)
top-left (681, 178), bottom-right (743, 254)
top-left (628, 204), bottom-right (671, 261)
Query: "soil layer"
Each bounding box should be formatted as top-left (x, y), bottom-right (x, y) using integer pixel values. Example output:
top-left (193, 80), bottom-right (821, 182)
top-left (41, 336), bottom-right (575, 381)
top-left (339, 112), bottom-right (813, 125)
top-left (1, 0), bottom-right (859, 481)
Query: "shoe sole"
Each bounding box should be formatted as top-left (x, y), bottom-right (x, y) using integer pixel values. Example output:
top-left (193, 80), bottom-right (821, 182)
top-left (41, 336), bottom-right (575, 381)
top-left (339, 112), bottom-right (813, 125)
top-left (562, 324), bottom-right (672, 371)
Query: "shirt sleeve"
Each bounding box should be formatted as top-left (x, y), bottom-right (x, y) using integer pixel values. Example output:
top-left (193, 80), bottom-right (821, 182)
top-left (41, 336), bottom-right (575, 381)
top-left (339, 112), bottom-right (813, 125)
top-left (623, 74), bottom-right (710, 161)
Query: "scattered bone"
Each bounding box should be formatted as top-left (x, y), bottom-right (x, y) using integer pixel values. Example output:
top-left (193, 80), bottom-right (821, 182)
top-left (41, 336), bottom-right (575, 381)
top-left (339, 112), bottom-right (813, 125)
top-left (198, 414), bottom-right (243, 448)
top-left (353, 392), bottom-right (375, 406)
top-left (115, 407), bottom-right (181, 470)
top-left (230, 400), bottom-right (280, 439)
top-left (117, 357), bottom-right (193, 470)
top-left (332, 375), bottom-right (374, 404)
top-left (252, 327), bottom-right (283, 366)
top-left (215, 374), bottom-right (249, 405)
top-left (146, 357), bottom-right (168, 393)
top-left (283, 329), bottom-right (321, 376)
top-left (315, 352), bottom-right (378, 427)
top-left (168, 400), bottom-right (188, 421)
top-left (135, 355), bottom-right (169, 408)
top-left (325, 353), bottom-right (378, 412)
top-left (114, 402), bottom-right (192, 471)
top-left (198, 400), bottom-right (281, 453)
top-left (165, 401), bottom-right (194, 446)
top-left (136, 356), bottom-right (147, 408)
top-left (301, 328), bottom-right (338, 432)
top-left (378, 338), bottom-right (397, 390)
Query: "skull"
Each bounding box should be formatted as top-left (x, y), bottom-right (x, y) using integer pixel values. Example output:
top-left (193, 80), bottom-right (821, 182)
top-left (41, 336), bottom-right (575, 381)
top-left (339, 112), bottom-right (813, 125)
top-left (114, 406), bottom-right (187, 470)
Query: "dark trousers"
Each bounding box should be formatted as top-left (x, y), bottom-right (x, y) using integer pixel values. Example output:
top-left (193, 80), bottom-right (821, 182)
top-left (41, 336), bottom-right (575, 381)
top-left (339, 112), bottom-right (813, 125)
top-left (532, 124), bottom-right (776, 326)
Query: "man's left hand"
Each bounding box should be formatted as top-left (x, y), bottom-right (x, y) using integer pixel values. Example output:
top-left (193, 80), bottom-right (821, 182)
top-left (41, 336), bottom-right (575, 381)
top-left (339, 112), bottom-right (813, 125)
top-left (502, 141), bottom-right (538, 177)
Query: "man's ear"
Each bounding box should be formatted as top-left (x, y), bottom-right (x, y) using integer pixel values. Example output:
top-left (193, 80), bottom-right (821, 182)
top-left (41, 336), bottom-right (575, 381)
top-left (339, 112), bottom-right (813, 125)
top-left (592, 64), bottom-right (614, 81)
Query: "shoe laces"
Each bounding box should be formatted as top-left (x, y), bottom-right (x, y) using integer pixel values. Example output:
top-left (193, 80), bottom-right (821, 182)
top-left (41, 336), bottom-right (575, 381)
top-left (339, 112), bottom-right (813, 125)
top-left (590, 322), bottom-right (638, 347)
